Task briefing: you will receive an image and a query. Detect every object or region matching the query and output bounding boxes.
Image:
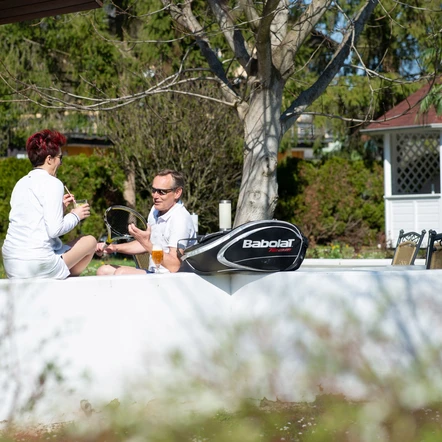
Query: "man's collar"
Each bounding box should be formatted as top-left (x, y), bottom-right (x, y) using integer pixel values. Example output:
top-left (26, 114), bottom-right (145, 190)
top-left (153, 200), bottom-right (182, 221)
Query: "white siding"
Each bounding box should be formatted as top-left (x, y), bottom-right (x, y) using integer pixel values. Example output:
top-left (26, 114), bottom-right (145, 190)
top-left (383, 128), bottom-right (442, 248)
top-left (386, 196), bottom-right (442, 246)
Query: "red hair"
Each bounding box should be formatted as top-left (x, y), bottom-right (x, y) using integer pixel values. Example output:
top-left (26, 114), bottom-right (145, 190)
top-left (26, 129), bottom-right (67, 167)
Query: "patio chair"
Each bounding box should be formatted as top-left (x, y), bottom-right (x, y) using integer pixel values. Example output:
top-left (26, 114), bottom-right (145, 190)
top-left (425, 230), bottom-right (442, 269)
top-left (133, 252), bottom-right (150, 270)
top-left (391, 229), bottom-right (426, 266)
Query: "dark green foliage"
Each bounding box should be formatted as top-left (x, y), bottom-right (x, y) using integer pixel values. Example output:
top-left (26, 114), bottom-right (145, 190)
top-left (57, 153), bottom-right (127, 241)
top-left (0, 158), bottom-right (33, 236)
top-left (274, 157), bottom-right (304, 222)
top-left (305, 76), bottom-right (420, 158)
top-left (421, 84), bottom-right (442, 116)
top-left (275, 157), bottom-right (384, 248)
top-left (0, 154), bottom-right (126, 241)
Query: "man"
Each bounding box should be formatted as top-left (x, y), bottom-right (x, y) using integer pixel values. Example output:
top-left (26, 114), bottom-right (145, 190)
top-left (96, 169), bottom-right (196, 275)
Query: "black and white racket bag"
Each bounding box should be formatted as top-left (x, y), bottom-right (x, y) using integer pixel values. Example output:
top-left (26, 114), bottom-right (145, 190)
top-left (180, 220), bottom-right (308, 274)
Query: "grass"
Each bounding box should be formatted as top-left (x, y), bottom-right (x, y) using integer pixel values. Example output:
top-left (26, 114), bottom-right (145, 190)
top-left (306, 243), bottom-right (395, 260)
top-left (80, 256), bottom-right (136, 276)
top-left (307, 244), bottom-right (428, 260)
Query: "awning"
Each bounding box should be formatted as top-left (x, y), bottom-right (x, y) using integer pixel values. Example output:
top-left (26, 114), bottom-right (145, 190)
top-left (0, 0), bottom-right (103, 25)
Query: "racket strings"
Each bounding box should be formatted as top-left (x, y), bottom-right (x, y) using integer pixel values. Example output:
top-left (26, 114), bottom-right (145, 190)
top-left (104, 208), bottom-right (147, 243)
top-left (127, 213), bottom-right (146, 229)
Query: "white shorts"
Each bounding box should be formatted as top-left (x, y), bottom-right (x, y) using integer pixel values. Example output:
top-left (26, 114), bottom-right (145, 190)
top-left (3, 252), bottom-right (71, 280)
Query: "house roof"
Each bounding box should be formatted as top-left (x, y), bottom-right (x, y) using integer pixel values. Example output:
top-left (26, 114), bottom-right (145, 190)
top-left (362, 82), bottom-right (442, 133)
top-left (0, 0), bottom-right (103, 26)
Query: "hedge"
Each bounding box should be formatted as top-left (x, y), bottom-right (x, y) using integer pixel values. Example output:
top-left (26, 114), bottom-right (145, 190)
top-left (275, 157), bottom-right (384, 247)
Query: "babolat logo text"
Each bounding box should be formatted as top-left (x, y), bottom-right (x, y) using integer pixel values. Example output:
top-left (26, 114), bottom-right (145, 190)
top-left (243, 239), bottom-right (295, 248)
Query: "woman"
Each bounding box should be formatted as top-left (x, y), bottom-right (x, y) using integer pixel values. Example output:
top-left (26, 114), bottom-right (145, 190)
top-left (2, 129), bottom-right (97, 279)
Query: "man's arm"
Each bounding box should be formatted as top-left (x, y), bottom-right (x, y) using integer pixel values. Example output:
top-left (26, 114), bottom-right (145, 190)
top-left (128, 223), bottom-right (182, 272)
top-left (161, 247), bottom-right (181, 273)
top-left (96, 240), bottom-right (147, 257)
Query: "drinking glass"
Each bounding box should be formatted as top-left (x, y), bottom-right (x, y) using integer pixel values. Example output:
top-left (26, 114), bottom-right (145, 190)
top-left (152, 244), bottom-right (164, 273)
top-left (74, 199), bottom-right (88, 208)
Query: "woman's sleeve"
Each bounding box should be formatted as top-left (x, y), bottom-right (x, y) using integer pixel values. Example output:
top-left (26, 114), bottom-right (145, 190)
top-left (43, 179), bottom-right (79, 238)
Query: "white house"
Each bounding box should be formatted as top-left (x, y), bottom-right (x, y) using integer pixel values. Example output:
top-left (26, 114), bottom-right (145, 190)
top-left (361, 83), bottom-right (442, 247)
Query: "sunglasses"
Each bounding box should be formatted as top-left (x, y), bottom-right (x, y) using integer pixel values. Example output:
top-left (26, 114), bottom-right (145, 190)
top-left (151, 187), bottom-right (177, 196)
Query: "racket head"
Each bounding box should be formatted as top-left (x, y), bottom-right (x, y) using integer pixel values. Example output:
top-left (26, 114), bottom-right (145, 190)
top-left (104, 205), bottom-right (148, 244)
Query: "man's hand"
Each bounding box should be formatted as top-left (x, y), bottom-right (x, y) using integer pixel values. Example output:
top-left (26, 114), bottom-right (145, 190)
top-left (128, 223), bottom-right (152, 253)
top-left (96, 242), bottom-right (116, 257)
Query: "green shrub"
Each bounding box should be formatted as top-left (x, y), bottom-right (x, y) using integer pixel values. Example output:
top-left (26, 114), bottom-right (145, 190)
top-left (275, 157), bottom-right (384, 248)
top-left (57, 153), bottom-right (126, 241)
top-left (0, 158), bottom-right (33, 239)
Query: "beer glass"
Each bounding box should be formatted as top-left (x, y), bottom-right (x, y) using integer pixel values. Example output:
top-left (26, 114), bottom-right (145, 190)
top-left (152, 244), bottom-right (164, 273)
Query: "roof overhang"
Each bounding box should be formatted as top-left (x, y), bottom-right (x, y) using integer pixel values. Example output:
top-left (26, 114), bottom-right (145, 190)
top-left (0, 0), bottom-right (103, 25)
top-left (361, 123), bottom-right (442, 135)
top-left (65, 133), bottom-right (113, 147)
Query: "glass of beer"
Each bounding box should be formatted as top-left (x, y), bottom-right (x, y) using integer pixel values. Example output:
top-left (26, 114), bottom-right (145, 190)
top-left (152, 244), bottom-right (164, 273)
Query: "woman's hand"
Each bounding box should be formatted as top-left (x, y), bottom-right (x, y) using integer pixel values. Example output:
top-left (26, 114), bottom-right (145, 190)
top-left (63, 193), bottom-right (75, 211)
top-left (71, 203), bottom-right (91, 221)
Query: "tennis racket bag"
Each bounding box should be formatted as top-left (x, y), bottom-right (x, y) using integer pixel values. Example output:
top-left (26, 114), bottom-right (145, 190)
top-left (180, 220), bottom-right (308, 274)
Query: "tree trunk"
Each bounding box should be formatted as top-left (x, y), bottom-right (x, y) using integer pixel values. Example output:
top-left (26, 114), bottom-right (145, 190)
top-left (234, 79), bottom-right (283, 227)
top-left (123, 168), bottom-right (136, 208)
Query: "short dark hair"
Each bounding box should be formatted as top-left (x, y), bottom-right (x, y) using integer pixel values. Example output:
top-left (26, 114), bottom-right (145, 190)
top-left (156, 169), bottom-right (185, 190)
top-left (26, 130), bottom-right (67, 167)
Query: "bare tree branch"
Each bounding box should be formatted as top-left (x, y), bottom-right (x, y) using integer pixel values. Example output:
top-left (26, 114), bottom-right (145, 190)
top-left (269, 0), bottom-right (289, 50)
top-left (207, 0), bottom-right (252, 73)
top-left (238, 0), bottom-right (260, 32)
top-left (274, 0), bottom-right (333, 78)
top-left (256, 0), bottom-right (281, 85)
top-left (281, 0), bottom-right (380, 133)
top-left (0, 71), bottom-right (235, 111)
top-left (161, 0), bottom-right (235, 91)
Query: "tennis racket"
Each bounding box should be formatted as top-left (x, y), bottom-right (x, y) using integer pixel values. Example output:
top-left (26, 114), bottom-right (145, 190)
top-left (103, 205), bottom-right (148, 245)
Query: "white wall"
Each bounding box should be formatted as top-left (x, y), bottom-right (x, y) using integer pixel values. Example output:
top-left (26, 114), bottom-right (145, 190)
top-left (385, 195), bottom-right (441, 246)
top-left (1, 266), bottom-right (442, 424)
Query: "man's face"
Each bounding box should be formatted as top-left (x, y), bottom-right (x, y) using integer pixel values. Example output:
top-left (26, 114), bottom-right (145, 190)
top-left (152, 174), bottom-right (182, 215)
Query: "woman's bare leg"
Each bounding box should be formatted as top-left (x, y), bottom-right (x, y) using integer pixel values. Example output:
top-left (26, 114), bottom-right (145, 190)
top-left (96, 264), bottom-right (119, 276)
top-left (96, 264), bottom-right (147, 276)
top-left (62, 235), bottom-right (97, 276)
top-left (114, 266), bottom-right (147, 275)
